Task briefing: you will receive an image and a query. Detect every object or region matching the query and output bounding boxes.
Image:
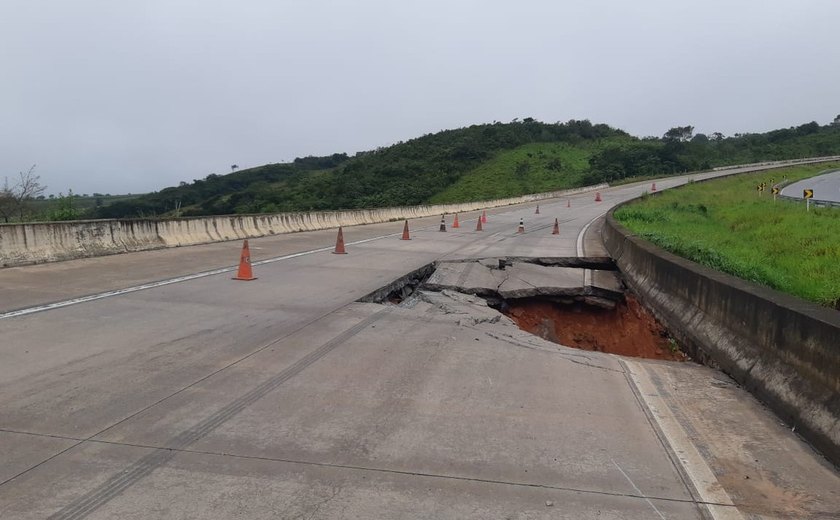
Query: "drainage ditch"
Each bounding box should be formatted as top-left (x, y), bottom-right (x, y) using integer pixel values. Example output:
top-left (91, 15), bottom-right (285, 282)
top-left (359, 258), bottom-right (685, 361)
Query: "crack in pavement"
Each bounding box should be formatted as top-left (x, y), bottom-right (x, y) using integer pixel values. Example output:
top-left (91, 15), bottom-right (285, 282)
top-left (25, 436), bottom-right (745, 512)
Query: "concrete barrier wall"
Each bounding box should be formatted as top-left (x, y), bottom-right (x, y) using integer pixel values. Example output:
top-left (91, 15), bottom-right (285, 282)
top-left (603, 210), bottom-right (840, 467)
top-left (0, 184), bottom-right (606, 267)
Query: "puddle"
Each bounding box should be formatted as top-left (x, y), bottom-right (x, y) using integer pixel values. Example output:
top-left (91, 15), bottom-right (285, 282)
top-left (501, 295), bottom-right (686, 361)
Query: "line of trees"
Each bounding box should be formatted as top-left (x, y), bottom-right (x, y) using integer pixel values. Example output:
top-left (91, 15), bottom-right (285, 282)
top-left (582, 120), bottom-right (840, 185)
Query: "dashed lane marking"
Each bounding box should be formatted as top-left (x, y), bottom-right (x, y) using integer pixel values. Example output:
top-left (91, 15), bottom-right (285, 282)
top-left (0, 233), bottom-right (402, 320)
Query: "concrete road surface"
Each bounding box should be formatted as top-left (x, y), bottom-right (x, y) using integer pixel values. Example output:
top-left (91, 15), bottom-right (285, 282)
top-left (1, 161), bottom-right (839, 519)
top-left (782, 167), bottom-right (840, 202)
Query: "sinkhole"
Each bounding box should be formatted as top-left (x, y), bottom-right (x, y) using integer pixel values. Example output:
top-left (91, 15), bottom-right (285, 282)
top-left (359, 257), bottom-right (686, 361)
top-left (498, 296), bottom-right (685, 361)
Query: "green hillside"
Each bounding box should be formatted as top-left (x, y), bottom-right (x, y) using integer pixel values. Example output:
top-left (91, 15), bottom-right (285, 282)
top-left (74, 118), bottom-right (840, 220)
top-left (95, 119), bottom-right (626, 218)
top-left (430, 140), bottom-right (626, 203)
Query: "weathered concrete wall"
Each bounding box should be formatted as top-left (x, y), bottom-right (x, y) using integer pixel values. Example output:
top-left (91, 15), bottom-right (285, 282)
top-left (0, 184), bottom-right (605, 267)
top-left (603, 210), bottom-right (840, 467)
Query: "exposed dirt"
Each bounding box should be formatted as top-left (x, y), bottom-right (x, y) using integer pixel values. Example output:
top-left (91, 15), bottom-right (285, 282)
top-left (504, 295), bottom-right (686, 361)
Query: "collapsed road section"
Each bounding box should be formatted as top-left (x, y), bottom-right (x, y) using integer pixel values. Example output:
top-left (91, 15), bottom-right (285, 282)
top-left (359, 257), bottom-right (684, 361)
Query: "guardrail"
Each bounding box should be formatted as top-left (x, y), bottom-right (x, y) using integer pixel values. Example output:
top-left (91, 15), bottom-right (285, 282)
top-left (778, 194), bottom-right (840, 208)
top-left (777, 168), bottom-right (840, 208)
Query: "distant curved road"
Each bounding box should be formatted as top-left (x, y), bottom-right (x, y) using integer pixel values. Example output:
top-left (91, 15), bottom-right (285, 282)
top-left (781, 168), bottom-right (840, 202)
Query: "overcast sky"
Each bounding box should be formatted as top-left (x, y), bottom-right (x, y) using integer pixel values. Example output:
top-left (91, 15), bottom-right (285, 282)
top-left (2, 1), bottom-right (839, 195)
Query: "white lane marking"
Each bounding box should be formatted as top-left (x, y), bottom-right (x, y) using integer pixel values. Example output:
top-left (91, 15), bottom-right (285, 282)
top-left (623, 359), bottom-right (745, 520)
top-left (0, 232), bottom-right (402, 321)
top-left (577, 211), bottom-right (608, 287)
top-left (611, 459), bottom-right (667, 520)
top-left (576, 211), bottom-right (608, 257)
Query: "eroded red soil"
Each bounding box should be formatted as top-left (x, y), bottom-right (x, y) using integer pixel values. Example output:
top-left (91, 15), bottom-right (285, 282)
top-left (505, 295), bottom-right (686, 361)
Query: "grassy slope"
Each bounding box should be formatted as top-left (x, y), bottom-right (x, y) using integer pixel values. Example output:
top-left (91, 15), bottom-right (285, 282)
top-left (430, 139), bottom-right (624, 203)
top-left (614, 162), bottom-right (840, 307)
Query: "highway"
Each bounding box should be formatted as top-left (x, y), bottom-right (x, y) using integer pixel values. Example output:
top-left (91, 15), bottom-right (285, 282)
top-left (1, 163), bottom-right (839, 519)
top-left (782, 167), bottom-right (840, 203)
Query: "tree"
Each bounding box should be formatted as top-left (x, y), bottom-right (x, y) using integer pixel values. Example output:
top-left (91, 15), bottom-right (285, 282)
top-left (231, 164), bottom-right (239, 173)
top-left (832, 115), bottom-right (840, 126)
top-left (663, 126), bottom-right (694, 142)
top-left (47, 190), bottom-right (80, 221)
top-left (0, 178), bottom-right (15, 223)
top-left (1, 165), bottom-right (46, 222)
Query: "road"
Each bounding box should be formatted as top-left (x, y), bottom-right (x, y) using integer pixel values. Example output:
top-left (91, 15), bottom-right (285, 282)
top-left (781, 167), bottom-right (840, 202)
top-left (1, 162), bottom-right (839, 519)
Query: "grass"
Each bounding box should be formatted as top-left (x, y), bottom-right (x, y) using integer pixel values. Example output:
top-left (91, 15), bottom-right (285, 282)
top-left (614, 162), bottom-right (840, 308)
top-left (429, 138), bottom-right (628, 203)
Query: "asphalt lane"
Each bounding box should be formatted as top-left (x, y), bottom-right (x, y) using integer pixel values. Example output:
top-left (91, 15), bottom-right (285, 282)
top-left (781, 167), bottom-right (840, 202)
top-left (1, 159), bottom-right (839, 519)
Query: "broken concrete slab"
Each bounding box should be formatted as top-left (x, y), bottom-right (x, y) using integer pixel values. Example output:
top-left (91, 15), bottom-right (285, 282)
top-left (423, 261), bottom-right (504, 296)
top-left (416, 290), bottom-right (516, 327)
top-left (497, 263), bottom-right (585, 299)
top-left (421, 259), bottom-right (623, 302)
top-left (590, 269), bottom-right (624, 295)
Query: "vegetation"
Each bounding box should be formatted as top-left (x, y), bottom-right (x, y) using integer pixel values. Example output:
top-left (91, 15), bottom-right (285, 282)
top-left (614, 162), bottom-right (840, 308)
top-left (5, 117), bottom-right (840, 222)
top-left (430, 139), bottom-right (628, 203)
top-left (95, 119), bottom-right (626, 218)
top-left (0, 165), bottom-right (46, 222)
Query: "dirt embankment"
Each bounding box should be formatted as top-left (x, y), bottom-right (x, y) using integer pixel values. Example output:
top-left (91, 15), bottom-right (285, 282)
top-left (504, 295), bottom-right (686, 361)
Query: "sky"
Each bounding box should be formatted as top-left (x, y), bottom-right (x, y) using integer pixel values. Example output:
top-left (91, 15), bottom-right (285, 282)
top-left (2, 1), bottom-right (839, 196)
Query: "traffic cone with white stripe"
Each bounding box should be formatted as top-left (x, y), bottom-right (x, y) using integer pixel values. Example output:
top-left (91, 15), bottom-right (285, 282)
top-left (233, 240), bottom-right (257, 281)
top-left (517, 218), bottom-right (525, 234)
top-left (535, 205), bottom-right (540, 214)
top-left (439, 215), bottom-right (447, 232)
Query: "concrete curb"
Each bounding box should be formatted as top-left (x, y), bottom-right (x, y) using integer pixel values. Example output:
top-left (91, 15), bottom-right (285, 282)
top-left (603, 206), bottom-right (840, 468)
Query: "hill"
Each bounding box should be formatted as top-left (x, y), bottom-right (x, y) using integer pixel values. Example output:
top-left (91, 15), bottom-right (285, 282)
top-left (91, 119), bottom-right (840, 219)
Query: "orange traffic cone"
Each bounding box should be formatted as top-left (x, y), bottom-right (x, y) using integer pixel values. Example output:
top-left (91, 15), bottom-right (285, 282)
top-left (595, 192), bottom-right (602, 202)
top-left (567, 199), bottom-right (571, 208)
top-left (439, 215), bottom-right (447, 232)
top-left (233, 240), bottom-right (257, 281)
top-left (517, 218), bottom-right (525, 234)
top-left (535, 205), bottom-right (540, 214)
top-left (552, 218), bottom-right (560, 235)
top-left (333, 226), bottom-right (347, 254)
top-left (475, 217), bottom-right (483, 231)
top-left (400, 220), bottom-right (411, 240)
top-left (452, 213), bottom-right (460, 228)
top-left (651, 182), bottom-right (657, 192)
top-left (481, 210), bottom-right (487, 223)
